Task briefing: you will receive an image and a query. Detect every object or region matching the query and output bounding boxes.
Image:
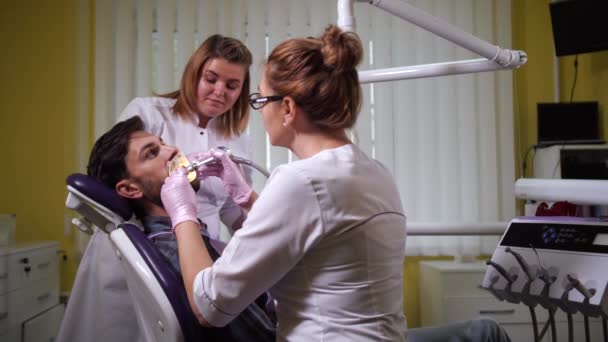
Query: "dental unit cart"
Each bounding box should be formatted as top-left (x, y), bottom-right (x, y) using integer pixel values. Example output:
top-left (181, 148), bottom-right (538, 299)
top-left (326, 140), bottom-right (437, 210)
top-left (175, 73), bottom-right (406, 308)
top-left (481, 217), bottom-right (607, 342)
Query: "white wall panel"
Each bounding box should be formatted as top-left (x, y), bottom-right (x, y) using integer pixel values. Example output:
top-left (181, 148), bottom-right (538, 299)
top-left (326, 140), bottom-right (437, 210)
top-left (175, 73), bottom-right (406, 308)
top-left (433, 0), bottom-right (461, 255)
top-left (309, 0), bottom-right (332, 36)
top-left (94, 0), bottom-right (115, 138)
top-left (434, 0), bottom-right (459, 221)
top-left (475, 0), bottom-right (499, 222)
top-left (156, 0), bottom-right (176, 93)
top-left (231, 0), bottom-right (247, 41)
top-left (115, 0), bottom-right (135, 116)
top-left (246, 0), bottom-right (269, 191)
top-left (454, 0), bottom-right (482, 256)
top-left (135, 0), bottom-right (153, 97)
top-left (266, 0), bottom-right (290, 168)
top-left (198, 0), bottom-right (218, 40)
top-left (177, 0), bottom-right (195, 79)
top-left (371, 5), bottom-right (394, 171)
top-left (495, 0), bottom-right (516, 221)
top-left (354, 4), bottom-right (373, 157)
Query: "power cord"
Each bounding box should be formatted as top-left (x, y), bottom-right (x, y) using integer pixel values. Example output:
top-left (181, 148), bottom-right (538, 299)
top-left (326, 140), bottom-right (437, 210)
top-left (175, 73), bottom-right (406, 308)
top-left (522, 144), bottom-right (538, 177)
top-left (570, 55), bottom-right (579, 102)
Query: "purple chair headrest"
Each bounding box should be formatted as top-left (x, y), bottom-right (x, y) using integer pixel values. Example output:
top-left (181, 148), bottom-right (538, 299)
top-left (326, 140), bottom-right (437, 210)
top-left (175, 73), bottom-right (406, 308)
top-left (66, 173), bottom-right (133, 220)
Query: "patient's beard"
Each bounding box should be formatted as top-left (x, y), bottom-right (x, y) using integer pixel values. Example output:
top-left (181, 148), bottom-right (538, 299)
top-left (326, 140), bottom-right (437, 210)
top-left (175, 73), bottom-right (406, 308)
top-left (134, 176), bottom-right (199, 214)
top-left (136, 177), bottom-right (163, 208)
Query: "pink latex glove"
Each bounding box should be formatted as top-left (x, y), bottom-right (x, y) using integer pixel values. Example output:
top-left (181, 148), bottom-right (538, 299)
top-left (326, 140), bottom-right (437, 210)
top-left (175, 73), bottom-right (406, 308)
top-left (186, 151), bottom-right (223, 179)
top-left (212, 150), bottom-right (253, 205)
top-left (160, 168), bottom-right (198, 231)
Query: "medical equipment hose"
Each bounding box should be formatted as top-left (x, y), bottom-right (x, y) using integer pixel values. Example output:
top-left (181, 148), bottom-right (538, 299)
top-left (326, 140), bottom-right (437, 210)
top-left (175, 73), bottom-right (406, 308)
top-left (584, 314), bottom-right (590, 342)
top-left (567, 312), bottom-right (574, 342)
top-left (238, 159), bottom-right (271, 178)
top-left (217, 146), bottom-right (271, 178)
top-left (549, 309), bottom-right (557, 342)
top-left (529, 306), bottom-right (539, 342)
top-left (188, 147), bottom-right (271, 178)
top-left (538, 319), bottom-right (550, 340)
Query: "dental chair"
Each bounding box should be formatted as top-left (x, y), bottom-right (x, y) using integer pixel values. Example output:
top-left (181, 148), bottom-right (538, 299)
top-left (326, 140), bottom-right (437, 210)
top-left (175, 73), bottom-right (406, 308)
top-left (65, 173), bottom-right (215, 342)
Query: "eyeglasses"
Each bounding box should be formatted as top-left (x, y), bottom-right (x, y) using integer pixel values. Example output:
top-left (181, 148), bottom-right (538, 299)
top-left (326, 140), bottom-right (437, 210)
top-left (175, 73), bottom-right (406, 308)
top-left (248, 92), bottom-right (284, 110)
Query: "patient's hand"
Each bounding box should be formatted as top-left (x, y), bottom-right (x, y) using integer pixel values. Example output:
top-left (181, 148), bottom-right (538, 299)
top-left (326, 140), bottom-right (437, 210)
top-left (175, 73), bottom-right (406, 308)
top-left (161, 168), bottom-right (198, 231)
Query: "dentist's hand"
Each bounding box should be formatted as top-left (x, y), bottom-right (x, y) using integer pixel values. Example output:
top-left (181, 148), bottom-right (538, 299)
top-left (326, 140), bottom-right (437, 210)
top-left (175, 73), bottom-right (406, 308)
top-left (187, 151), bottom-right (222, 179)
top-left (212, 150), bottom-right (253, 206)
top-left (161, 168), bottom-right (198, 231)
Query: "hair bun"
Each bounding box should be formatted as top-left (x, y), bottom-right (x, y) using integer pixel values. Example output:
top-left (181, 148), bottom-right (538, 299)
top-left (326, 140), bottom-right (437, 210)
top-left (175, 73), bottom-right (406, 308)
top-left (320, 25), bottom-right (363, 74)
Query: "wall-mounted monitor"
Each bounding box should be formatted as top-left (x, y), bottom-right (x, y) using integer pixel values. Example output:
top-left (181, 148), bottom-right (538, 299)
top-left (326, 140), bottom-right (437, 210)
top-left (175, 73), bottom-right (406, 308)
top-left (549, 0), bottom-right (608, 57)
top-left (537, 101), bottom-right (602, 146)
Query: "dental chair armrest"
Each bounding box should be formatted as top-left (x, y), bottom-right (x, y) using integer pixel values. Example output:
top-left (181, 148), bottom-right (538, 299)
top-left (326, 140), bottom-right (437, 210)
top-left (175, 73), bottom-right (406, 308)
top-left (119, 223), bottom-right (207, 341)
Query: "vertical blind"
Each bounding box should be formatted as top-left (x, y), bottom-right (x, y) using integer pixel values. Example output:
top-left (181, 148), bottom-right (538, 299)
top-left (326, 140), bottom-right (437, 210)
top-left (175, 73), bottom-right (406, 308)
top-left (95, 0), bottom-right (516, 256)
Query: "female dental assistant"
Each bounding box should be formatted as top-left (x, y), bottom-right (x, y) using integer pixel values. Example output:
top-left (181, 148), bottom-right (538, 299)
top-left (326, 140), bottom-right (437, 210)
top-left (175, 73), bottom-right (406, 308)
top-left (162, 25), bottom-right (408, 341)
top-left (120, 34), bottom-right (254, 239)
top-left (57, 35), bottom-right (254, 342)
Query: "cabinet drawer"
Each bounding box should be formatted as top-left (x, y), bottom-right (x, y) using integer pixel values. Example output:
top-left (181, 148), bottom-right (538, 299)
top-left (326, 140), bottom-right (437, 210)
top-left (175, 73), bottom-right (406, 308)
top-left (8, 277), bottom-right (59, 325)
top-left (441, 272), bottom-right (488, 297)
top-left (8, 247), bottom-right (58, 291)
top-left (0, 255), bottom-right (7, 294)
top-left (0, 293), bottom-right (7, 335)
top-left (23, 304), bottom-right (64, 342)
top-left (443, 296), bottom-right (532, 324)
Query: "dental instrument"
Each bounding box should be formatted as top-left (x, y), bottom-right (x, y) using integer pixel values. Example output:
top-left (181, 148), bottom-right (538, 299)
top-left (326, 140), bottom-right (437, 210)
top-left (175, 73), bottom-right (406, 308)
top-left (183, 146), bottom-right (271, 178)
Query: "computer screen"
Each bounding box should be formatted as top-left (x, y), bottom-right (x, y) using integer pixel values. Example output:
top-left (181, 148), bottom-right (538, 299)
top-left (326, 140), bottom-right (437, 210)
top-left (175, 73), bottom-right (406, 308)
top-left (537, 102), bottom-right (600, 145)
top-left (549, 0), bottom-right (608, 56)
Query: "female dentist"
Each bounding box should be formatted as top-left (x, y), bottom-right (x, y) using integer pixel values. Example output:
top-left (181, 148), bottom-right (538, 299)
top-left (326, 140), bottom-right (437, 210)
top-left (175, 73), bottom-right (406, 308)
top-left (162, 25), bottom-right (408, 341)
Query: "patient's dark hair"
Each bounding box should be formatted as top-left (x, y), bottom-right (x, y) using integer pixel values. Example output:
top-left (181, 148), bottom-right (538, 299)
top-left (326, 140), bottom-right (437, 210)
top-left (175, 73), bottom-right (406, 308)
top-left (87, 116), bottom-right (145, 189)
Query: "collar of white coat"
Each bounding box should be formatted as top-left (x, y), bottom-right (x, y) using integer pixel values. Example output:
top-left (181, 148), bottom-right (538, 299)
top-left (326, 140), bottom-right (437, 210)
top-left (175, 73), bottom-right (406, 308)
top-left (192, 111), bottom-right (222, 131)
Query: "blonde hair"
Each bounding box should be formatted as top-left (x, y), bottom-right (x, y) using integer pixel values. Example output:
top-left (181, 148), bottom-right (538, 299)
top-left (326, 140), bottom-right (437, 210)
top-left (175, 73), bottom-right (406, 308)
top-left (265, 25), bottom-right (363, 130)
top-left (162, 34), bottom-right (252, 138)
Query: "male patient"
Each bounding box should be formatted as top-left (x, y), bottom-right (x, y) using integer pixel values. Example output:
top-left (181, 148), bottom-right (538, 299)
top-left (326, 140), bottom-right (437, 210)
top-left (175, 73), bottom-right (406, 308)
top-left (60, 116), bottom-right (509, 342)
top-left (57, 116), bottom-right (275, 342)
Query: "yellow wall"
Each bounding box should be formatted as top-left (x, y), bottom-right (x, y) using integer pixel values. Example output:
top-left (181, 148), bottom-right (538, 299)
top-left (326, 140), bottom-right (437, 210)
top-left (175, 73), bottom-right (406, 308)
top-left (0, 0), bottom-right (89, 292)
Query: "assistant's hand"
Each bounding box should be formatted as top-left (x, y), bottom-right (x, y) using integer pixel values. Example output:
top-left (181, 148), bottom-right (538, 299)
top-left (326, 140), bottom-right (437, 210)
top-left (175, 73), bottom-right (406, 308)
top-left (212, 150), bottom-right (253, 206)
top-left (161, 168), bottom-right (198, 231)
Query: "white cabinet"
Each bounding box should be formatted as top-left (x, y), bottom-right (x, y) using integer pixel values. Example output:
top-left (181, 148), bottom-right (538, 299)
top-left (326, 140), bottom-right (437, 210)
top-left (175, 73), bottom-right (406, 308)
top-left (0, 242), bottom-right (63, 342)
top-left (419, 260), bottom-right (604, 341)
